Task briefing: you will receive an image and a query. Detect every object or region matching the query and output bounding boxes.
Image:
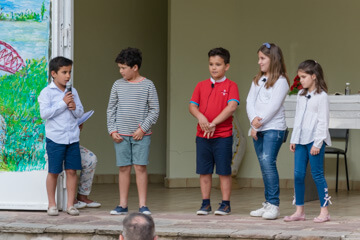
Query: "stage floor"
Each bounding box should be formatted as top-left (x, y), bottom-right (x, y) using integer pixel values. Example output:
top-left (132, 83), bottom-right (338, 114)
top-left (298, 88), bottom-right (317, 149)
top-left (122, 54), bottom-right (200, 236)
top-left (1, 183), bottom-right (360, 239)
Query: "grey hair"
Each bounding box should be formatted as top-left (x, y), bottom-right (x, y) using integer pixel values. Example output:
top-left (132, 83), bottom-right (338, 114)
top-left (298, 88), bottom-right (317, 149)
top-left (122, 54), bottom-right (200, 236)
top-left (122, 213), bottom-right (155, 240)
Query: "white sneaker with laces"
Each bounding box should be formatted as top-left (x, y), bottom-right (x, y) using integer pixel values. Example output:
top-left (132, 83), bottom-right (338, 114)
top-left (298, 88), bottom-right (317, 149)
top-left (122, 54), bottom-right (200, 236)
top-left (262, 203), bottom-right (280, 220)
top-left (250, 202), bottom-right (269, 217)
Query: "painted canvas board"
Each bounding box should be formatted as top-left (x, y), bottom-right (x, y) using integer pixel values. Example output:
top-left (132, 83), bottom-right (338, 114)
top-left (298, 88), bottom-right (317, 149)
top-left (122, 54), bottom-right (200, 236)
top-left (0, 0), bottom-right (50, 172)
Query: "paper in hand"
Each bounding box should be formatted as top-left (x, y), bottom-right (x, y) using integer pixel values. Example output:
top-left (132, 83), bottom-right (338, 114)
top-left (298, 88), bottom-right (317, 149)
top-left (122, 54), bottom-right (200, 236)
top-left (77, 110), bottom-right (94, 126)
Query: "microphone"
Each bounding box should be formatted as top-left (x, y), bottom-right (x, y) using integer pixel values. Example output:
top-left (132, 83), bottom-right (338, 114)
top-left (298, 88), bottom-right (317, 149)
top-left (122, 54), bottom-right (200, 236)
top-left (262, 78), bottom-right (266, 82)
top-left (66, 81), bottom-right (72, 93)
top-left (306, 95), bottom-right (311, 99)
top-left (211, 83), bottom-right (214, 88)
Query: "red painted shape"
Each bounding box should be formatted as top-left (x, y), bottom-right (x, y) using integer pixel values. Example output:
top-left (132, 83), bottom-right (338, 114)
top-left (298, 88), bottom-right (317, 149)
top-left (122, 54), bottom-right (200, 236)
top-left (0, 40), bottom-right (26, 74)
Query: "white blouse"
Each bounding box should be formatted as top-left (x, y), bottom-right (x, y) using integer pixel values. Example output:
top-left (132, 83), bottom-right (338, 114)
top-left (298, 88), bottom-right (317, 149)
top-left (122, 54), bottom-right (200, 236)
top-left (290, 89), bottom-right (332, 148)
top-left (246, 75), bottom-right (289, 132)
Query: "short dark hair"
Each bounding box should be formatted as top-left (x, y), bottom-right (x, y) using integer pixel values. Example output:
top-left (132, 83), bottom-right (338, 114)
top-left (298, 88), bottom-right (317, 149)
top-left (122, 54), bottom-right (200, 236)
top-left (115, 47), bottom-right (142, 69)
top-left (208, 47), bottom-right (230, 64)
top-left (49, 56), bottom-right (73, 73)
top-left (122, 213), bottom-right (155, 240)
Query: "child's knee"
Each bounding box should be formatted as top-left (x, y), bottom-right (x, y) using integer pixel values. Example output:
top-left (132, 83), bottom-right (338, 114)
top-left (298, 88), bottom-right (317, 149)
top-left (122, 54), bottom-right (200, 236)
top-left (65, 169), bottom-right (77, 177)
top-left (119, 165), bottom-right (131, 173)
top-left (294, 171), bottom-right (306, 183)
top-left (81, 155), bottom-right (97, 169)
top-left (47, 172), bottom-right (59, 179)
top-left (134, 164), bottom-right (147, 173)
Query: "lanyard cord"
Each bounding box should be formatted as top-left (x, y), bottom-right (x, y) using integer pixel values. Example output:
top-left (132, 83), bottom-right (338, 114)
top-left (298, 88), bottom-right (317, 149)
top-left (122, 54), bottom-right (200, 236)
top-left (255, 78), bottom-right (267, 101)
top-left (203, 83), bottom-right (214, 115)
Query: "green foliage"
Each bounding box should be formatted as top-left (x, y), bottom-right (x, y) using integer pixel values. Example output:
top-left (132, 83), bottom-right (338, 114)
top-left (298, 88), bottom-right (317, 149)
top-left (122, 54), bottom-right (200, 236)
top-left (0, 3), bottom-right (47, 22)
top-left (0, 5), bottom-right (5, 20)
top-left (40, 1), bottom-right (46, 21)
top-left (0, 58), bottom-right (48, 172)
top-left (13, 10), bottom-right (41, 21)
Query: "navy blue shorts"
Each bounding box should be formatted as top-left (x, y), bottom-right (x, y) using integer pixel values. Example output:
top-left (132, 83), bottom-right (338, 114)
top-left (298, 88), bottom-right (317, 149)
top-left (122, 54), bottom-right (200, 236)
top-left (196, 136), bottom-right (233, 176)
top-left (46, 138), bottom-right (82, 174)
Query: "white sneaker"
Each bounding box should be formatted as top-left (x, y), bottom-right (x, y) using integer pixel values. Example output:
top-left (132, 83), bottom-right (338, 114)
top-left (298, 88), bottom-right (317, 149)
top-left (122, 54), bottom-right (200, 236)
top-left (74, 201), bottom-right (86, 209)
top-left (250, 202), bottom-right (269, 217)
top-left (262, 203), bottom-right (280, 220)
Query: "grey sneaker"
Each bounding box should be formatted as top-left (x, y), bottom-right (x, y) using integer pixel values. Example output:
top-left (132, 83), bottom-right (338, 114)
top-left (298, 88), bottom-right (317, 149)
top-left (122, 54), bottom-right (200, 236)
top-left (66, 206), bottom-right (80, 216)
top-left (262, 203), bottom-right (280, 220)
top-left (47, 206), bottom-right (59, 216)
top-left (250, 202), bottom-right (269, 217)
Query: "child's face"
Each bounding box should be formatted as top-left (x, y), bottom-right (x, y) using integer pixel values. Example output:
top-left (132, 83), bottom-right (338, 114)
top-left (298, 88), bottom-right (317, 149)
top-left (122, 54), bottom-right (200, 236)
top-left (51, 65), bottom-right (72, 90)
top-left (298, 70), bottom-right (316, 92)
top-left (208, 56), bottom-right (229, 81)
top-left (118, 63), bottom-right (137, 81)
top-left (258, 51), bottom-right (270, 75)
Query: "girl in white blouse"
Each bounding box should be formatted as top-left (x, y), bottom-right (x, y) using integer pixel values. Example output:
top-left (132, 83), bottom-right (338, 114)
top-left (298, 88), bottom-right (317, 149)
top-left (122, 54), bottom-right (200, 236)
top-left (284, 60), bottom-right (332, 223)
top-left (246, 43), bottom-right (290, 220)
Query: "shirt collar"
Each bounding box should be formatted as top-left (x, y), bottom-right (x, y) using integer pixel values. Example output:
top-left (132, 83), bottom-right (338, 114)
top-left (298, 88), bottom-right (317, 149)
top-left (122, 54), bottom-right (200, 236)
top-left (49, 80), bottom-right (65, 92)
top-left (210, 76), bottom-right (227, 84)
top-left (308, 89), bottom-right (316, 95)
top-left (49, 81), bottom-right (57, 88)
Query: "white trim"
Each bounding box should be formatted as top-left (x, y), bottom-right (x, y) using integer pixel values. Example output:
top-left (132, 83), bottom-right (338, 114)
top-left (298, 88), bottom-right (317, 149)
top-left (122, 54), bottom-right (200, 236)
top-left (0, 0), bottom-right (73, 211)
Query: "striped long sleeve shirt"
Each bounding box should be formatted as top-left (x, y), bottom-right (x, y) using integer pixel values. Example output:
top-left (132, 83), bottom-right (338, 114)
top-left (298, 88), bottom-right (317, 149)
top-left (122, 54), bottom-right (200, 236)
top-left (107, 78), bottom-right (159, 136)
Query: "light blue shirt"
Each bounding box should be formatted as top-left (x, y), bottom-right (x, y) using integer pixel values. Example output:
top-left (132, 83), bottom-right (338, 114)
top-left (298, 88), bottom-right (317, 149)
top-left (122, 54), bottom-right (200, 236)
top-left (38, 81), bottom-right (84, 144)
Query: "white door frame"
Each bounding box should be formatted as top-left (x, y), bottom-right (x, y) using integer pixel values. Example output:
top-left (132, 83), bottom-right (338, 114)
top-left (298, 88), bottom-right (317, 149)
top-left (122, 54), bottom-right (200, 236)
top-left (0, 0), bottom-right (73, 211)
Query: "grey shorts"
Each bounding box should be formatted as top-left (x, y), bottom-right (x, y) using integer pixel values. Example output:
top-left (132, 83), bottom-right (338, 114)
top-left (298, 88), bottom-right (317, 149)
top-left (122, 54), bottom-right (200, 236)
top-left (114, 135), bottom-right (151, 167)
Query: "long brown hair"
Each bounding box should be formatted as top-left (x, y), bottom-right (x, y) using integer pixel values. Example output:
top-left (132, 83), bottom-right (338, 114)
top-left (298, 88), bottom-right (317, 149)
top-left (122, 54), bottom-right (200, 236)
top-left (298, 60), bottom-right (328, 96)
top-left (253, 43), bottom-right (289, 88)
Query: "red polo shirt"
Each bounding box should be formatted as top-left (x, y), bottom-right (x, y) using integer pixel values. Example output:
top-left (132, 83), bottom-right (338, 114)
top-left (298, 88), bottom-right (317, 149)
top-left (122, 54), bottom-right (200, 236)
top-left (190, 78), bottom-right (240, 138)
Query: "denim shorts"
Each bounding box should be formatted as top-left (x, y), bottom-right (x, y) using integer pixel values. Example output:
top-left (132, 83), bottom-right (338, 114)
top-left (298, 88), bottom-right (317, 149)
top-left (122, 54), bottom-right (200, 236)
top-left (114, 135), bottom-right (151, 167)
top-left (196, 136), bottom-right (233, 176)
top-left (46, 138), bottom-right (82, 174)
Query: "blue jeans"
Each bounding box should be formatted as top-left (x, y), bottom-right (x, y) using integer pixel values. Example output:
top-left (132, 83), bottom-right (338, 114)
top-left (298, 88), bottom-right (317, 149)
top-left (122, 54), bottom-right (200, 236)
top-left (253, 130), bottom-right (285, 206)
top-left (294, 142), bottom-right (330, 207)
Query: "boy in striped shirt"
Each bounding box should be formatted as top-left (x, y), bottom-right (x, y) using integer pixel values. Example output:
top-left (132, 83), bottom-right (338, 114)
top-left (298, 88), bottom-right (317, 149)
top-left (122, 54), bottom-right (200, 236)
top-left (107, 47), bottom-right (159, 215)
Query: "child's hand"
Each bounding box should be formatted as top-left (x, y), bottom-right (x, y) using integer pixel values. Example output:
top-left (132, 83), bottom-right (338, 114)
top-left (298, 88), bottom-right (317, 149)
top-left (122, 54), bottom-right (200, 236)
top-left (203, 123), bottom-right (216, 139)
top-left (63, 92), bottom-right (74, 105)
top-left (290, 143), bottom-right (296, 152)
top-left (251, 128), bottom-right (258, 141)
top-left (133, 128), bottom-right (145, 141)
top-left (310, 146), bottom-right (320, 155)
top-left (68, 101), bottom-right (76, 110)
top-left (198, 115), bottom-right (210, 132)
top-left (111, 132), bottom-right (123, 143)
top-left (251, 116), bottom-right (263, 129)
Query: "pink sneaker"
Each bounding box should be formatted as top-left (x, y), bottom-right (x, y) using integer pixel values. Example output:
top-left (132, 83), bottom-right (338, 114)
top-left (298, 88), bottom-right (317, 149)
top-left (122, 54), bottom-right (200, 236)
top-left (283, 214), bottom-right (305, 222)
top-left (313, 215), bottom-right (330, 223)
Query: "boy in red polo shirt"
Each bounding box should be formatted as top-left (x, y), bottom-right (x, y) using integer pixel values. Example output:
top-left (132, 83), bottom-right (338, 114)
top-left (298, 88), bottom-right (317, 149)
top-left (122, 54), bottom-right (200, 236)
top-left (189, 47), bottom-right (239, 215)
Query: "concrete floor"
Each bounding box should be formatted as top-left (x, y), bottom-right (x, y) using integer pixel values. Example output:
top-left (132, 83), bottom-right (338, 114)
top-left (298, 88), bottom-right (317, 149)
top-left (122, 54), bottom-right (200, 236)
top-left (1, 183), bottom-right (360, 239)
top-left (94, 183), bottom-right (359, 218)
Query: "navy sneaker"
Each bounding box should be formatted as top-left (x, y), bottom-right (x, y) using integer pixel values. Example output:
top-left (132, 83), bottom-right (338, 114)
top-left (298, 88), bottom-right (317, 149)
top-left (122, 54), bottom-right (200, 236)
top-left (110, 206), bottom-right (128, 215)
top-left (139, 206), bottom-right (152, 215)
top-left (214, 203), bottom-right (231, 215)
top-left (196, 203), bottom-right (212, 215)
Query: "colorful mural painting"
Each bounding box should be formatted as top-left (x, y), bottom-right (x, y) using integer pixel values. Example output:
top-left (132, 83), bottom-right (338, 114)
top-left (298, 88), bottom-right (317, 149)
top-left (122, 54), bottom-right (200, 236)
top-left (0, 0), bottom-right (50, 172)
